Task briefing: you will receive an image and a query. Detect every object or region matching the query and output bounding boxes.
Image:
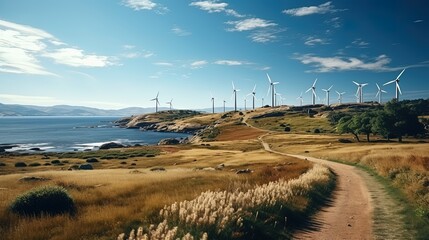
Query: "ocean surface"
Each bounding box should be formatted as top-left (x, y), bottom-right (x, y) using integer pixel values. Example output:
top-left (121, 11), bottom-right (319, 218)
top-left (0, 116), bottom-right (189, 152)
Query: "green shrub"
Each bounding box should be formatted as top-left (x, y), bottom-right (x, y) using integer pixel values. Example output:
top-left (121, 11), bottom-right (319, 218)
top-left (86, 158), bottom-right (99, 163)
top-left (51, 160), bottom-right (61, 164)
top-left (10, 186), bottom-right (75, 216)
top-left (0, 162), bottom-right (6, 167)
top-left (313, 128), bottom-right (321, 134)
top-left (15, 162), bottom-right (27, 167)
top-left (29, 162), bottom-right (41, 167)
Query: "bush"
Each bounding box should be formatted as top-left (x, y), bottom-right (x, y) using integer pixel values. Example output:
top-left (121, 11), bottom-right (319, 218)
top-left (9, 186), bottom-right (75, 216)
top-left (86, 158), bottom-right (99, 163)
top-left (313, 128), bottom-right (321, 134)
top-left (51, 160), bottom-right (61, 164)
top-left (15, 162), bottom-right (27, 167)
top-left (284, 126), bottom-right (291, 132)
top-left (0, 162), bottom-right (6, 167)
top-left (29, 162), bottom-right (41, 167)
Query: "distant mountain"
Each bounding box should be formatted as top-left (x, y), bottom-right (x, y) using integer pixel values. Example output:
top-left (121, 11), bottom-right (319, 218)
top-left (0, 103), bottom-right (168, 116)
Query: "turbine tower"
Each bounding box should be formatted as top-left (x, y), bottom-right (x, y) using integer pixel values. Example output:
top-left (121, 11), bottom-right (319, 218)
top-left (322, 85), bottom-right (333, 105)
top-left (223, 100), bottom-right (226, 112)
top-left (210, 93), bottom-right (215, 114)
top-left (150, 92), bottom-right (160, 113)
top-left (275, 92), bottom-right (282, 107)
top-left (166, 98), bottom-right (173, 111)
top-left (336, 91), bottom-right (345, 104)
top-left (305, 79), bottom-right (318, 105)
top-left (297, 92), bottom-right (303, 106)
top-left (244, 98), bottom-right (247, 111)
top-left (384, 68), bottom-right (405, 101)
top-left (232, 82), bottom-right (240, 111)
top-left (247, 84), bottom-right (257, 110)
top-left (376, 83), bottom-right (387, 104)
top-left (261, 98), bottom-right (264, 107)
top-left (353, 81), bottom-right (368, 103)
top-left (266, 73), bottom-right (279, 107)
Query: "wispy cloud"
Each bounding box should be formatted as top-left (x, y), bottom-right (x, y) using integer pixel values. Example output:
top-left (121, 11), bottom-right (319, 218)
top-left (214, 60), bottom-right (248, 66)
top-left (304, 37), bottom-right (329, 46)
top-left (227, 18), bottom-right (276, 31)
top-left (414, 19), bottom-right (423, 23)
top-left (295, 54), bottom-right (392, 72)
top-left (43, 48), bottom-right (114, 67)
top-left (351, 38), bottom-right (369, 48)
top-left (0, 19), bottom-right (114, 75)
top-left (190, 1), bottom-right (244, 17)
top-left (325, 17), bottom-right (342, 28)
top-left (0, 94), bottom-right (59, 105)
top-left (171, 26), bottom-right (191, 36)
top-left (283, 2), bottom-right (344, 17)
top-left (122, 0), bottom-right (168, 13)
top-left (121, 45), bottom-right (154, 59)
top-left (190, 60), bottom-right (208, 68)
top-left (123, 44), bottom-right (135, 50)
top-left (154, 62), bottom-right (173, 67)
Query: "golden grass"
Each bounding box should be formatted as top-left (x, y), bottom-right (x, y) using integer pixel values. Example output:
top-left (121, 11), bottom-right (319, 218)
top-left (215, 124), bottom-right (265, 141)
top-left (0, 144), bottom-right (311, 240)
top-left (264, 133), bottom-right (429, 217)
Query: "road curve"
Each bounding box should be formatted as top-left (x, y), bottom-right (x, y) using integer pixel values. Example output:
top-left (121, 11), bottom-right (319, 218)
top-left (259, 135), bottom-right (373, 240)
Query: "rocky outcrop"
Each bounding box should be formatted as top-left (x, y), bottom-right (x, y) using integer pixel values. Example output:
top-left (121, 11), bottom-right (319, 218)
top-left (99, 142), bottom-right (125, 150)
top-left (158, 138), bottom-right (180, 145)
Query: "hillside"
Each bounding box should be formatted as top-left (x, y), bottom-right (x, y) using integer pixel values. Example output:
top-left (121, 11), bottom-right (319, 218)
top-left (0, 103), bottom-right (165, 116)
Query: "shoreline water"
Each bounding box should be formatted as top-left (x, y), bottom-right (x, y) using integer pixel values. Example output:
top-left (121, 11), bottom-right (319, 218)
top-left (0, 116), bottom-right (190, 153)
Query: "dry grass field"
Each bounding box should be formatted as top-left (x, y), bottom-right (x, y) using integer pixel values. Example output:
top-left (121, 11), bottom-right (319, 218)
top-left (0, 142), bottom-right (312, 239)
top-left (264, 133), bottom-right (429, 219)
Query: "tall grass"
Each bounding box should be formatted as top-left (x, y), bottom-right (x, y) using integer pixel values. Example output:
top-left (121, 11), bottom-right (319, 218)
top-left (119, 164), bottom-right (334, 239)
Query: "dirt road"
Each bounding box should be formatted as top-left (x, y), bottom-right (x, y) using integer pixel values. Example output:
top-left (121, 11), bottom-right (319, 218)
top-left (259, 135), bottom-right (412, 240)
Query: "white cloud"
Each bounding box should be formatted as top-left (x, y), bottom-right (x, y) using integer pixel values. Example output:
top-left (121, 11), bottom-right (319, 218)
top-left (122, 0), bottom-right (156, 10)
top-left (121, 52), bottom-right (141, 59)
top-left (214, 60), bottom-right (246, 66)
top-left (190, 1), bottom-right (244, 17)
top-left (190, 60), bottom-right (208, 68)
top-left (0, 19), bottom-right (115, 75)
top-left (154, 62), bottom-right (173, 66)
top-left (171, 26), bottom-right (191, 36)
top-left (414, 20), bottom-right (423, 23)
top-left (123, 44), bottom-right (135, 50)
top-left (122, 0), bottom-right (168, 14)
top-left (305, 37), bottom-right (329, 46)
top-left (352, 39), bottom-right (369, 47)
top-left (283, 2), bottom-right (344, 16)
top-left (295, 54), bottom-right (392, 72)
top-left (227, 18), bottom-right (277, 31)
top-left (43, 48), bottom-right (114, 67)
top-left (325, 17), bottom-right (341, 28)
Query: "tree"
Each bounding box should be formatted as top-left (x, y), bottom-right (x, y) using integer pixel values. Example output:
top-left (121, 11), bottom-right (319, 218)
top-left (354, 112), bottom-right (374, 142)
top-left (337, 115), bottom-right (360, 142)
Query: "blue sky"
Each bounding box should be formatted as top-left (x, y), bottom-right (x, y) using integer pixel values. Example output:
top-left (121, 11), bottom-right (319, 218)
top-left (0, 0), bottom-right (428, 109)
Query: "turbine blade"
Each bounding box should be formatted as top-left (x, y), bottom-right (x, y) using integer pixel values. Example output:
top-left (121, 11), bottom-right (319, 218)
top-left (232, 81), bottom-right (235, 90)
top-left (305, 87), bottom-right (312, 93)
top-left (336, 91), bottom-right (340, 95)
top-left (381, 90), bottom-right (387, 93)
top-left (356, 87), bottom-right (360, 96)
top-left (253, 84), bottom-right (256, 92)
top-left (266, 73), bottom-right (272, 83)
top-left (352, 81), bottom-right (359, 86)
top-left (273, 82), bottom-right (279, 85)
top-left (328, 85), bottom-right (333, 91)
top-left (266, 85), bottom-right (271, 97)
top-left (156, 92), bottom-right (159, 98)
top-left (384, 80), bottom-right (396, 86)
top-left (322, 89), bottom-right (327, 92)
top-left (396, 68), bottom-right (406, 79)
top-left (312, 78), bottom-right (318, 87)
top-left (375, 91), bottom-right (379, 97)
top-left (376, 83), bottom-right (380, 90)
top-left (397, 82), bottom-right (402, 94)
top-left (312, 89), bottom-right (317, 99)
top-left (300, 91), bottom-right (303, 97)
top-left (362, 83), bottom-right (368, 87)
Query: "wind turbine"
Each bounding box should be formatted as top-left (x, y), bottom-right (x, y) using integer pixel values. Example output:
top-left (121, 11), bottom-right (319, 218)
top-left (305, 79), bottom-right (318, 105)
top-left (210, 93), bottom-right (215, 114)
top-left (150, 92), bottom-right (160, 113)
top-left (266, 73), bottom-right (279, 107)
top-left (232, 82), bottom-right (240, 111)
top-left (223, 100), bottom-right (226, 112)
top-left (261, 97), bottom-right (264, 107)
top-left (353, 81), bottom-right (368, 103)
top-left (322, 85), bottom-right (333, 105)
top-left (244, 98), bottom-right (247, 111)
top-left (376, 83), bottom-right (387, 104)
top-left (297, 92), bottom-right (303, 106)
top-left (166, 98), bottom-right (173, 111)
top-left (275, 92), bottom-right (282, 107)
top-left (384, 68), bottom-right (405, 101)
top-left (247, 84), bottom-right (257, 110)
top-left (336, 91), bottom-right (345, 104)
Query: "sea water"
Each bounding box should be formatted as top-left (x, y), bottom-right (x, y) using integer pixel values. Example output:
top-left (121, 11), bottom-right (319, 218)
top-left (0, 116), bottom-right (189, 152)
